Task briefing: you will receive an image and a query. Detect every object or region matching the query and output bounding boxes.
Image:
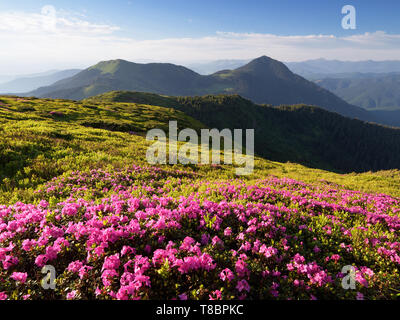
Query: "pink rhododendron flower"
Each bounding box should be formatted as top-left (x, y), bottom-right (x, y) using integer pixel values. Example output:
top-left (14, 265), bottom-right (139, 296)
top-left (179, 293), bottom-right (188, 300)
top-left (2, 255), bottom-right (18, 269)
top-left (66, 290), bottom-right (78, 300)
top-left (11, 272), bottom-right (27, 284)
top-left (236, 280), bottom-right (250, 292)
top-left (102, 254), bottom-right (120, 271)
top-left (220, 268), bottom-right (235, 282)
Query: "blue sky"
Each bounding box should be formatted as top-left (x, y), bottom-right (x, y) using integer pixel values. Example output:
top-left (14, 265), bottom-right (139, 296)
top-left (0, 0), bottom-right (399, 74)
top-left (1, 0), bottom-right (399, 38)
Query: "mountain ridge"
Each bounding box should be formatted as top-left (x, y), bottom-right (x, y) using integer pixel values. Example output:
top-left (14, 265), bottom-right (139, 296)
top-left (0, 69), bottom-right (81, 93)
top-left (286, 59), bottom-right (400, 79)
top-left (315, 74), bottom-right (400, 110)
top-left (27, 56), bottom-right (376, 123)
top-left (83, 90), bottom-right (400, 173)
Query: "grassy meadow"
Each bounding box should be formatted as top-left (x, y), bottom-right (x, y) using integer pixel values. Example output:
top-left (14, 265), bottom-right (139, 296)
top-left (1, 95), bottom-right (400, 300)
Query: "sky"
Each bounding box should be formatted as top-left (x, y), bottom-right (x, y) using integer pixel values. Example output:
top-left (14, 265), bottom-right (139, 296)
top-left (0, 0), bottom-right (400, 74)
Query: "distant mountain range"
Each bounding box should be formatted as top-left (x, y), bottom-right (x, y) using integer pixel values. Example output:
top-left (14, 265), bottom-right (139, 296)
top-left (0, 70), bottom-right (60, 84)
top-left (27, 56), bottom-right (375, 123)
top-left (182, 58), bottom-right (400, 79)
top-left (0, 69), bottom-right (81, 93)
top-left (315, 73), bottom-right (400, 110)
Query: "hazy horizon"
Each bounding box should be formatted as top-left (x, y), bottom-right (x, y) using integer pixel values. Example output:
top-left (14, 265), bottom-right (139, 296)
top-left (1, 0), bottom-right (400, 74)
top-left (3, 56), bottom-right (400, 79)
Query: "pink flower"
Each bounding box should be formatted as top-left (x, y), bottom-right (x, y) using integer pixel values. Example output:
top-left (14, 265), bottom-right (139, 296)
top-left (79, 266), bottom-right (93, 279)
top-left (95, 287), bottom-right (102, 297)
top-left (330, 254), bottom-right (340, 262)
top-left (2, 255), bottom-right (18, 269)
top-left (224, 228), bottom-right (232, 236)
top-left (67, 261), bottom-right (84, 273)
top-left (101, 269), bottom-right (118, 287)
top-left (102, 254), bottom-right (120, 271)
top-left (209, 290), bottom-right (222, 300)
top-left (11, 272), bottom-right (27, 284)
top-left (360, 267), bottom-right (374, 278)
top-left (121, 246), bottom-right (135, 257)
top-left (62, 203), bottom-right (79, 216)
top-left (355, 272), bottom-right (369, 288)
top-left (236, 279), bottom-right (250, 293)
top-left (235, 257), bottom-right (250, 278)
top-left (39, 200), bottom-right (49, 209)
top-left (0, 292), bottom-right (7, 300)
top-left (212, 236), bottom-right (223, 247)
top-left (66, 290), bottom-right (78, 300)
top-left (220, 268), bottom-right (235, 282)
top-left (179, 293), bottom-right (188, 300)
top-left (259, 245), bottom-right (278, 258)
top-left (35, 254), bottom-right (48, 267)
top-left (22, 239), bottom-right (36, 252)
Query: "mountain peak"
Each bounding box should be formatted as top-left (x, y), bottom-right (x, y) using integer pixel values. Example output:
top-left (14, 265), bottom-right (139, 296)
top-left (243, 56), bottom-right (279, 67)
top-left (252, 55), bottom-right (275, 62)
top-left (236, 55), bottom-right (294, 78)
top-left (90, 59), bottom-right (132, 74)
top-left (28, 56), bottom-right (372, 123)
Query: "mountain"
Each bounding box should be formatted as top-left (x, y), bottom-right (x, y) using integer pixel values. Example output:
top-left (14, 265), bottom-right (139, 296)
top-left (285, 59), bottom-right (400, 79)
top-left (293, 72), bottom-right (400, 81)
top-left (0, 75), bottom-right (16, 84)
top-left (208, 56), bottom-right (373, 120)
top-left (0, 69), bottom-right (81, 93)
top-left (186, 59), bottom-right (249, 75)
top-left (315, 73), bottom-right (400, 110)
top-left (0, 70), bottom-right (61, 86)
top-left (29, 59), bottom-right (210, 99)
top-left (28, 56), bottom-right (375, 123)
top-left (85, 91), bottom-right (400, 173)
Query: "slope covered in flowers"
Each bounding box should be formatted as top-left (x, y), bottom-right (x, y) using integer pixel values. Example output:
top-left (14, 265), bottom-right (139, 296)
top-left (1, 96), bottom-right (400, 300)
top-left (1, 165), bottom-right (399, 300)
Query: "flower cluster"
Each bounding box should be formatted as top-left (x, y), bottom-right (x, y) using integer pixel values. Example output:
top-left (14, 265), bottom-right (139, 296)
top-left (1, 166), bottom-right (399, 300)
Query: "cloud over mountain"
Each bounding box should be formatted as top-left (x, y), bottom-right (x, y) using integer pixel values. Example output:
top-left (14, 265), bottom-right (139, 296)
top-left (1, 7), bottom-right (400, 74)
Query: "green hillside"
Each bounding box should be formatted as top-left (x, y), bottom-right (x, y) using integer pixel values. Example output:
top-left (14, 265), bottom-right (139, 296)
top-left (3, 94), bottom-right (400, 301)
top-left (0, 95), bottom-right (204, 200)
top-left (85, 91), bottom-right (400, 173)
top-left (30, 59), bottom-right (209, 99)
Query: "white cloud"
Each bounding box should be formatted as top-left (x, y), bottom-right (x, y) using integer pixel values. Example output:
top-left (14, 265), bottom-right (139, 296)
top-left (0, 8), bottom-right (119, 35)
top-left (0, 7), bottom-right (399, 74)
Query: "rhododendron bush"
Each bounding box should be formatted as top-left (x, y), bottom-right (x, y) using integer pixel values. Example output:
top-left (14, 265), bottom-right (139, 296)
top-left (0, 166), bottom-right (399, 300)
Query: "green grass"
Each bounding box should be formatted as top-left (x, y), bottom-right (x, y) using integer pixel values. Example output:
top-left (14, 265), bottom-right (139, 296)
top-left (1, 95), bottom-right (400, 206)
